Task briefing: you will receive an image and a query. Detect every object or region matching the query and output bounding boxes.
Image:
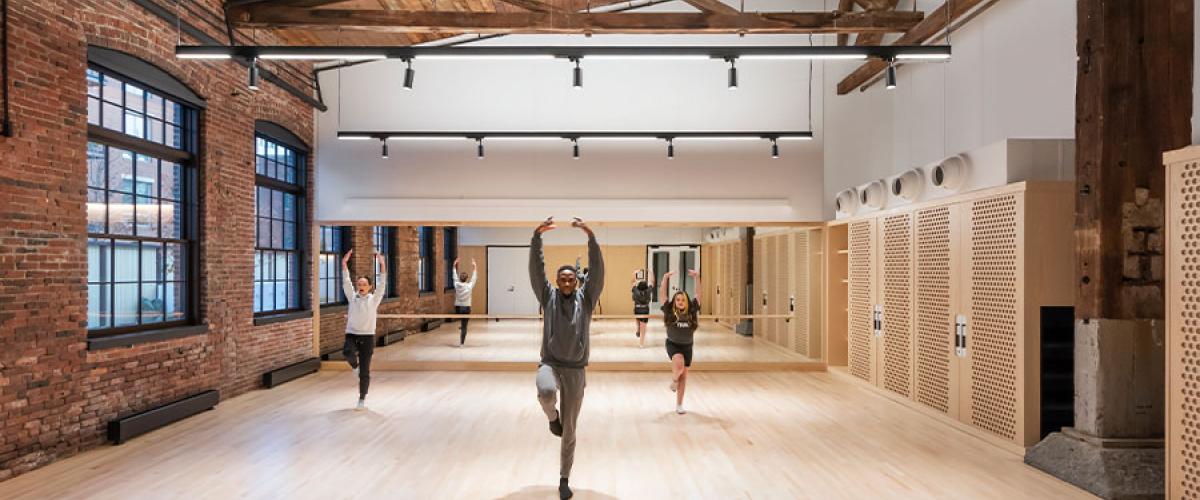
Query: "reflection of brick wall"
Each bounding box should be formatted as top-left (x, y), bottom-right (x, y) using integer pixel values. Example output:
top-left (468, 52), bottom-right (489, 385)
top-left (0, 0), bottom-right (314, 481)
top-left (318, 226), bottom-right (457, 355)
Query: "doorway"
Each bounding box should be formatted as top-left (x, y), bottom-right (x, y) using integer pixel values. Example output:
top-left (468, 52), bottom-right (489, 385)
top-left (647, 245), bottom-right (701, 310)
top-left (486, 246), bottom-right (540, 315)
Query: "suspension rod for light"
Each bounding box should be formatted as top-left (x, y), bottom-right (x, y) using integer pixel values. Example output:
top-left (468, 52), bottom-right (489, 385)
top-left (176, 45), bottom-right (951, 61)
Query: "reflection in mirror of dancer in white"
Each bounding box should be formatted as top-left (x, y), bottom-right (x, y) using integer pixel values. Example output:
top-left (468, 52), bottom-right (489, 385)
top-left (452, 258), bottom-right (478, 347)
top-left (531, 216), bottom-right (604, 500)
top-left (341, 249), bottom-right (386, 411)
top-left (631, 269), bottom-right (654, 348)
top-left (660, 269), bottom-right (700, 415)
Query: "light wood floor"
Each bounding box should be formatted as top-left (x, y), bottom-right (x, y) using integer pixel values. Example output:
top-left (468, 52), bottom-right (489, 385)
top-left (364, 319), bottom-right (818, 371)
top-left (0, 371), bottom-right (1091, 499)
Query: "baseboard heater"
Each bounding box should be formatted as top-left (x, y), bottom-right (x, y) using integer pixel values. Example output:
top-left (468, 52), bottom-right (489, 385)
top-left (108, 389), bottom-right (219, 445)
top-left (379, 329), bottom-right (406, 346)
top-left (262, 357), bottom-right (320, 388)
top-left (420, 319), bottom-right (444, 332)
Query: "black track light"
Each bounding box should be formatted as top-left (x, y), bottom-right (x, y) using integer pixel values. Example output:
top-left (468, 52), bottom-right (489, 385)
top-left (403, 59), bottom-right (415, 90)
top-left (667, 139), bottom-right (674, 160)
top-left (572, 138), bottom-right (579, 160)
top-left (476, 138), bottom-right (484, 159)
top-left (380, 138), bottom-right (389, 159)
top-left (248, 57), bottom-right (260, 91)
top-left (727, 58), bottom-right (738, 90)
top-left (572, 58), bottom-right (582, 89)
top-left (885, 59), bottom-right (897, 90)
top-left (771, 138), bottom-right (780, 159)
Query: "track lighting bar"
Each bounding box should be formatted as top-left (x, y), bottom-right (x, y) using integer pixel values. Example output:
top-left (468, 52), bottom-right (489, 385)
top-left (339, 131), bottom-right (813, 141)
top-left (177, 45), bottom-right (950, 61)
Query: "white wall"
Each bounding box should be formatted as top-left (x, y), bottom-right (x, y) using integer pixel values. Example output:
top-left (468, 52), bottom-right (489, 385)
top-left (316, 0), bottom-right (830, 224)
top-left (458, 226), bottom-right (704, 246)
top-left (822, 0), bottom-right (1077, 218)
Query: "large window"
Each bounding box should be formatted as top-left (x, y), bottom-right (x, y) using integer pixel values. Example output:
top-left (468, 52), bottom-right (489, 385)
top-left (443, 227), bottom-right (457, 291)
top-left (373, 226), bottom-right (396, 298)
top-left (254, 135), bottom-right (306, 314)
top-left (418, 226), bottom-right (435, 293)
top-left (86, 64), bottom-right (197, 335)
top-left (319, 226), bottom-right (348, 306)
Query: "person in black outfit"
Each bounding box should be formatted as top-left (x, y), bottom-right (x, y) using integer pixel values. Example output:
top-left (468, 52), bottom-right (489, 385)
top-left (631, 269), bottom-right (654, 348)
top-left (660, 269), bottom-right (701, 415)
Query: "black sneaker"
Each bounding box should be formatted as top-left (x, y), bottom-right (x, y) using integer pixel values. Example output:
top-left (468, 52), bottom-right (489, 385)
top-left (559, 479), bottom-right (573, 499)
top-left (549, 417), bottom-right (563, 437)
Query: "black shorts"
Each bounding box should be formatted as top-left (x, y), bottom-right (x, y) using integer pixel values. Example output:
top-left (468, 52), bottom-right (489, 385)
top-left (665, 339), bottom-right (693, 367)
top-left (634, 305), bottom-right (650, 324)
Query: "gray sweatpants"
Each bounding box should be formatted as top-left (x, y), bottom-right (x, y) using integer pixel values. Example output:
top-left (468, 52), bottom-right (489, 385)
top-left (536, 363), bottom-right (586, 479)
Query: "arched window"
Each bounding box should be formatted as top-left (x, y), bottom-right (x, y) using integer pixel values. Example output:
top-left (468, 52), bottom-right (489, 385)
top-left (253, 121), bottom-right (309, 315)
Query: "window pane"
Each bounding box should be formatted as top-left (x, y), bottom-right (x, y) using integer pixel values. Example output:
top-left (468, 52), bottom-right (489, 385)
top-left (274, 252), bottom-right (288, 282)
top-left (108, 148), bottom-right (134, 193)
top-left (141, 241), bottom-right (162, 282)
top-left (163, 162), bottom-right (183, 201)
top-left (88, 97), bottom-right (100, 126)
top-left (165, 243), bottom-right (184, 282)
top-left (146, 93), bottom-right (163, 118)
top-left (257, 218), bottom-right (270, 247)
top-left (147, 118), bottom-right (164, 144)
top-left (262, 281), bottom-right (275, 311)
top-left (88, 284), bottom-right (110, 329)
top-left (165, 124), bottom-right (180, 149)
top-left (88, 238), bottom-right (111, 283)
top-left (87, 142), bottom-right (105, 188)
top-left (165, 100), bottom-right (180, 125)
top-left (87, 189), bottom-right (106, 233)
top-left (288, 280), bottom-right (299, 309)
top-left (102, 102), bottom-right (122, 131)
top-left (141, 282), bottom-right (163, 323)
top-left (124, 84), bottom-right (144, 113)
top-left (286, 166), bottom-right (297, 185)
top-left (113, 283), bottom-right (138, 327)
top-left (275, 280), bottom-right (288, 311)
top-left (162, 200), bottom-right (182, 239)
top-left (254, 281), bottom-right (262, 313)
top-left (271, 220), bottom-right (284, 249)
top-left (166, 282), bottom-right (185, 320)
top-left (135, 196), bottom-right (159, 237)
top-left (108, 192), bottom-right (134, 236)
top-left (283, 222), bottom-right (295, 250)
top-left (113, 240), bottom-right (139, 282)
top-left (285, 149), bottom-right (295, 167)
top-left (254, 251), bottom-right (263, 281)
top-left (102, 74), bottom-right (123, 104)
top-left (267, 142), bottom-right (277, 163)
top-left (87, 69), bottom-right (101, 97)
top-left (271, 189), bottom-right (283, 219)
top-left (257, 187), bottom-right (269, 216)
top-left (255, 155), bottom-right (265, 176)
top-left (124, 110), bottom-right (145, 139)
top-left (283, 193), bottom-right (296, 222)
top-left (135, 155), bottom-right (158, 196)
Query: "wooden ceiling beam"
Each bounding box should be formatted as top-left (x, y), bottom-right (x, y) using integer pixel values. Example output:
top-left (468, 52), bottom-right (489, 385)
top-left (836, 0), bottom-right (854, 46)
top-left (852, 0), bottom-right (898, 46)
top-left (836, 0), bottom-right (988, 95)
top-left (227, 7), bottom-right (924, 34)
top-left (492, 0), bottom-right (566, 13)
top-left (681, 0), bottom-right (740, 15)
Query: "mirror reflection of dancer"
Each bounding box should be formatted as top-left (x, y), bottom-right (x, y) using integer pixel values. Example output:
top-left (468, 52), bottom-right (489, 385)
top-left (341, 249), bottom-right (386, 410)
top-left (531, 216), bottom-right (604, 500)
top-left (452, 258), bottom-right (478, 347)
top-left (631, 270), bottom-right (654, 348)
top-left (660, 269), bottom-right (700, 415)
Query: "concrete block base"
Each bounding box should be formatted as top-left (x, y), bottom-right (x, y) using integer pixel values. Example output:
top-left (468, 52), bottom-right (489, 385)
top-left (1025, 428), bottom-right (1163, 499)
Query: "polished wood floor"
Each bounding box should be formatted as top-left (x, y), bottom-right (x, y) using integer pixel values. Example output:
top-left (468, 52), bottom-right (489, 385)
top-left (0, 370), bottom-right (1091, 499)
top-left (358, 319), bottom-right (821, 371)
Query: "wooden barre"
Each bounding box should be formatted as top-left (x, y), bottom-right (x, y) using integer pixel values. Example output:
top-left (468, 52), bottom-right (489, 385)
top-left (376, 314), bottom-right (797, 319)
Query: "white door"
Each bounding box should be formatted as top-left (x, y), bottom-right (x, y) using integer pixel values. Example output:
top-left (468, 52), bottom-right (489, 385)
top-left (648, 245), bottom-right (701, 310)
top-left (487, 246), bottom-right (541, 315)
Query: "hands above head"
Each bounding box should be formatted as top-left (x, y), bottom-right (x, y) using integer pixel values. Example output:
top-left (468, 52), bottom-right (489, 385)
top-left (471, 258), bottom-right (478, 269)
top-left (687, 269), bottom-right (700, 278)
top-left (536, 216), bottom-right (556, 234)
top-left (454, 258), bottom-right (460, 268)
top-left (572, 217), bottom-right (594, 236)
top-left (343, 249), bottom-right (353, 264)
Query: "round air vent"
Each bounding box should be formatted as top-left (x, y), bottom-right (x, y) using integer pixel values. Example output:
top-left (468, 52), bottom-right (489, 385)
top-left (891, 168), bottom-right (924, 202)
top-left (835, 188), bottom-right (858, 215)
top-left (860, 180), bottom-right (886, 209)
top-left (932, 155), bottom-right (968, 191)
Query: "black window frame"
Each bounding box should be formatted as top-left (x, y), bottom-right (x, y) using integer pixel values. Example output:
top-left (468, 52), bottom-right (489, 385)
top-left (418, 226), bottom-right (435, 293)
top-left (85, 62), bottom-right (201, 338)
top-left (443, 227), bottom-right (458, 291)
top-left (319, 226), bottom-right (349, 306)
top-left (253, 133), bottom-right (308, 316)
top-left (373, 226), bottom-right (397, 298)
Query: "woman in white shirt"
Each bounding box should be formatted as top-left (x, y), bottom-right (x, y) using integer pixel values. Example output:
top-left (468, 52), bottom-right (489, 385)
top-left (452, 258), bottom-right (478, 347)
top-left (342, 249), bottom-right (386, 410)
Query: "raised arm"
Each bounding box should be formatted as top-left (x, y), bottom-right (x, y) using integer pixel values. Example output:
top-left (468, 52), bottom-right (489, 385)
top-left (452, 258), bottom-right (461, 285)
top-left (576, 218), bottom-right (604, 306)
top-left (529, 217), bottom-right (555, 305)
top-left (660, 271), bottom-right (673, 304)
top-left (689, 269), bottom-right (701, 302)
top-left (341, 249), bottom-right (355, 299)
top-left (371, 253), bottom-right (387, 305)
top-left (468, 259), bottom-right (478, 286)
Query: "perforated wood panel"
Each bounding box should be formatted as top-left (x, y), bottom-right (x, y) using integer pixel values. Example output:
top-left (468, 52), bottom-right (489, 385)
top-left (733, 244), bottom-right (743, 327)
top-left (914, 206), bottom-right (954, 415)
top-left (848, 220), bottom-right (874, 382)
top-left (773, 235), bottom-right (787, 347)
top-left (793, 232), bottom-right (811, 356)
top-left (881, 213), bottom-right (915, 398)
top-left (1169, 157), bottom-right (1200, 497)
top-left (755, 239), bottom-right (766, 338)
top-left (967, 194), bottom-right (1021, 441)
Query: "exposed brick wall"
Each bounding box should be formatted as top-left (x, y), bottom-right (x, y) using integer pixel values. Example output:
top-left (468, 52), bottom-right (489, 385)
top-left (0, 0), bottom-right (316, 480)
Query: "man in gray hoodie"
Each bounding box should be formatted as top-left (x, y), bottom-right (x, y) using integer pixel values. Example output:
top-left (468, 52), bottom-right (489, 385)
top-left (530, 216), bottom-right (603, 500)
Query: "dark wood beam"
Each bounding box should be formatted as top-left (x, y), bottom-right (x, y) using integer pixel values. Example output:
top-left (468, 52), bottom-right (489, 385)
top-left (493, 0), bottom-right (565, 13)
top-left (681, 0), bottom-right (739, 15)
top-left (1075, 0), bottom-right (1192, 320)
top-left (836, 0), bottom-right (988, 94)
top-left (836, 0), bottom-right (854, 46)
top-left (228, 7), bottom-right (924, 34)
top-left (852, 0), bottom-right (898, 46)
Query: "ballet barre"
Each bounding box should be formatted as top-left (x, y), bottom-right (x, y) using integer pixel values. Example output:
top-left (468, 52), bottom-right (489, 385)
top-left (375, 313), bottom-right (797, 320)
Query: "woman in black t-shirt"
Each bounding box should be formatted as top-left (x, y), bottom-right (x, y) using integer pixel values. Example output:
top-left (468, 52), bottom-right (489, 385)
top-left (631, 269), bottom-right (654, 348)
top-left (660, 269), bottom-right (701, 415)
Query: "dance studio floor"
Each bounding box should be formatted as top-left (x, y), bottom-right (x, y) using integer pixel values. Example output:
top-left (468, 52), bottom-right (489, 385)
top-left (357, 320), bottom-right (822, 371)
top-left (0, 370), bottom-right (1090, 499)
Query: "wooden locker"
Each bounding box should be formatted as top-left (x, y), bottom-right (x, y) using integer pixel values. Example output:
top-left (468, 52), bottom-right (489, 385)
top-left (776, 234), bottom-right (791, 349)
top-left (1167, 146), bottom-right (1200, 498)
top-left (792, 231), bottom-right (814, 357)
top-left (913, 204), bottom-right (962, 419)
top-left (848, 219), bottom-right (879, 385)
top-left (879, 213), bottom-right (916, 399)
top-left (806, 229), bottom-right (824, 360)
top-left (754, 237), bottom-right (766, 338)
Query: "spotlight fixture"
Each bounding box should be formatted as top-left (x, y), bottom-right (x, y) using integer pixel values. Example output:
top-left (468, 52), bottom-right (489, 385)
top-left (476, 138), bottom-right (484, 159)
top-left (771, 138), bottom-right (779, 159)
top-left (571, 58), bottom-right (582, 89)
top-left (726, 58), bottom-right (738, 90)
top-left (177, 45), bottom-right (952, 61)
top-left (667, 138), bottom-right (675, 160)
top-left (885, 59), bottom-right (897, 90)
top-left (380, 138), bottom-right (389, 159)
top-left (572, 138), bottom-right (579, 160)
top-left (248, 57), bottom-right (260, 91)
top-left (403, 59), bottom-right (415, 90)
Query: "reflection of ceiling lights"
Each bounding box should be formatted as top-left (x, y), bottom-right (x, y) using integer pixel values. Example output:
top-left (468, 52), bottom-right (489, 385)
top-left (177, 45), bottom-right (952, 61)
top-left (350, 131), bottom-right (812, 160)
